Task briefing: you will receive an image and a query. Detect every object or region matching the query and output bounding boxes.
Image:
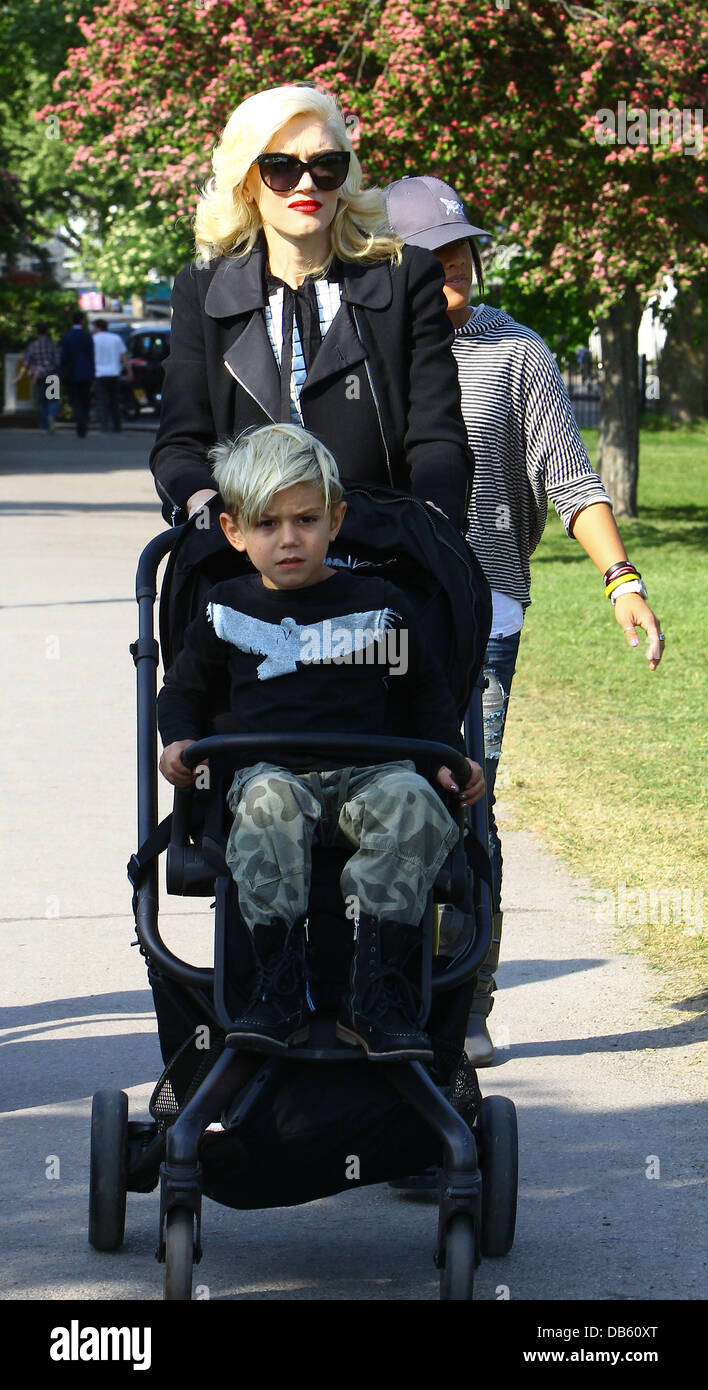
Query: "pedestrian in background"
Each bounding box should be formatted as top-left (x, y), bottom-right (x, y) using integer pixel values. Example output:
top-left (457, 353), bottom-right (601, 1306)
top-left (59, 310), bottom-right (95, 437)
top-left (92, 319), bottom-right (133, 431)
top-left (15, 323), bottom-right (60, 433)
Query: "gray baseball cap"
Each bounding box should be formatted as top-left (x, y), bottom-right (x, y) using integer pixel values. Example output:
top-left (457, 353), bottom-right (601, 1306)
top-left (384, 175), bottom-right (489, 250)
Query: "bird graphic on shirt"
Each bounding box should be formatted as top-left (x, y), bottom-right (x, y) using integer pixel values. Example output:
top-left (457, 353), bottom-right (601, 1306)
top-left (207, 602), bottom-right (400, 680)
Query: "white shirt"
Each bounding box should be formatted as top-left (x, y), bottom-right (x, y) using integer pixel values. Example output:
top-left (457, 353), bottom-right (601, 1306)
top-left (490, 590), bottom-right (524, 638)
top-left (93, 331), bottom-right (127, 377)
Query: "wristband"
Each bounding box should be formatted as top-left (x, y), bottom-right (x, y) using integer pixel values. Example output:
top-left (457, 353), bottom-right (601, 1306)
top-left (610, 578), bottom-right (648, 606)
top-left (603, 560), bottom-right (637, 586)
top-left (604, 565), bottom-right (639, 589)
top-left (605, 571), bottom-right (640, 598)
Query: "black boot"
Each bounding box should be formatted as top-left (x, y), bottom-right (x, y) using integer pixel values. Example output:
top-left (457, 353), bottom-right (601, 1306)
top-left (336, 914), bottom-right (433, 1061)
top-left (465, 911), bottom-right (502, 1067)
top-left (228, 919), bottom-right (309, 1053)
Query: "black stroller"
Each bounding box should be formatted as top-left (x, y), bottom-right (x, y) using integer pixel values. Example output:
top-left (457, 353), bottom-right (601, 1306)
top-left (89, 482), bottom-right (519, 1300)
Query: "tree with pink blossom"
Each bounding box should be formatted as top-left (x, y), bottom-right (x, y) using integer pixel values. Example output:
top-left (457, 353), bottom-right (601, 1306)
top-left (42, 0), bottom-right (707, 512)
top-left (322, 0), bottom-right (708, 513)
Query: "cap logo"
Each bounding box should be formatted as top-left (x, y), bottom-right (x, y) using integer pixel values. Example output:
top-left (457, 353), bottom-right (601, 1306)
top-left (441, 198), bottom-right (464, 216)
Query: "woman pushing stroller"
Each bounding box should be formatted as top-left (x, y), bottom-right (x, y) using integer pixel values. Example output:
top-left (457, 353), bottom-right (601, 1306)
top-left (158, 424), bottom-right (484, 1063)
top-left (149, 83), bottom-right (473, 533)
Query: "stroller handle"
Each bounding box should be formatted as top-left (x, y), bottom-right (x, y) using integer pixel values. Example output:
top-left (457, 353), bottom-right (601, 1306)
top-left (180, 733), bottom-right (471, 787)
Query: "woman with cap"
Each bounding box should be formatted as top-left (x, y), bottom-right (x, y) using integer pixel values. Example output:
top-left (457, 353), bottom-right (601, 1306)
top-left (385, 174), bottom-right (665, 1065)
top-left (150, 87), bottom-right (472, 533)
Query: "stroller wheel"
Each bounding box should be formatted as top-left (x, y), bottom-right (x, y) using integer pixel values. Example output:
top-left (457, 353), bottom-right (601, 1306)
top-left (440, 1213), bottom-right (475, 1300)
top-left (88, 1089), bottom-right (128, 1251)
top-left (164, 1208), bottom-right (194, 1301)
top-left (478, 1095), bottom-right (518, 1257)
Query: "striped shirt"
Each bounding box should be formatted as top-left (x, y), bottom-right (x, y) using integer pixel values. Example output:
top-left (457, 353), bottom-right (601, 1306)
top-left (265, 279), bottom-right (342, 423)
top-left (454, 304), bottom-right (611, 607)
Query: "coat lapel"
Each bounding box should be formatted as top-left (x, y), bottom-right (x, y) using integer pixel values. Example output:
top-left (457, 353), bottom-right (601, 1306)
top-left (301, 258), bottom-right (393, 395)
top-left (205, 244), bottom-right (280, 422)
top-left (203, 240), bottom-right (395, 413)
top-left (300, 301), bottom-right (367, 394)
top-left (222, 313), bottom-right (281, 423)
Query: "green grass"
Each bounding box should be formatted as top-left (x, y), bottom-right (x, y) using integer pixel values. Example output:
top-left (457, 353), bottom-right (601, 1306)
top-left (499, 424), bottom-right (707, 1001)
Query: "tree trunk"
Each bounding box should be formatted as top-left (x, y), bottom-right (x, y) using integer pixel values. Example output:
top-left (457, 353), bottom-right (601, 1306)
top-left (658, 282), bottom-right (708, 423)
top-left (596, 289), bottom-right (642, 517)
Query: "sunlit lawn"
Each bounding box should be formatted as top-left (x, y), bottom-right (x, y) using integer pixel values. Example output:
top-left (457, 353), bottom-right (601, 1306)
top-left (499, 424), bottom-right (707, 999)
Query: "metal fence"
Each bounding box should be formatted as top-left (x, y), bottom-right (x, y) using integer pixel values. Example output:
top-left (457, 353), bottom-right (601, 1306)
top-left (563, 364), bottom-right (602, 428)
top-left (562, 358), bottom-right (660, 430)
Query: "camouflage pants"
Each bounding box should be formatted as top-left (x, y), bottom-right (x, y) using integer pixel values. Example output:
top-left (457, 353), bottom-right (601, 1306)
top-left (225, 760), bottom-right (459, 931)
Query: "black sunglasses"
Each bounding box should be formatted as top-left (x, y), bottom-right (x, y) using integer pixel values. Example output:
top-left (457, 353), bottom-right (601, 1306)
top-left (255, 150), bottom-right (351, 193)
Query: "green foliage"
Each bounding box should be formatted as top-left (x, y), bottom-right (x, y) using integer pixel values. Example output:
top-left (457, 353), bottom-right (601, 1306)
top-left (486, 248), bottom-right (597, 365)
top-left (0, 1), bottom-right (102, 263)
top-left (0, 277), bottom-right (77, 401)
top-left (0, 278), bottom-right (77, 355)
top-left (0, 159), bottom-right (33, 260)
top-left (78, 203), bottom-right (192, 299)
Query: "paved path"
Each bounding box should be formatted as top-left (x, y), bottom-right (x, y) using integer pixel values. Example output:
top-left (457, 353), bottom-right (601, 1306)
top-left (1, 427), bottom-right (705, 1304)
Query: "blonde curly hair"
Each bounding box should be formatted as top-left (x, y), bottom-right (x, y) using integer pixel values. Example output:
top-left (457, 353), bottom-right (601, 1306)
top-left (194, 85), bottom-right (402, 273)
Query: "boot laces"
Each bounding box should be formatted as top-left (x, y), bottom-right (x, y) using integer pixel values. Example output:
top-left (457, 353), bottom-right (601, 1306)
top-left (249, 940), bottom-right (303, 1019)
top-left (361, 961), bottom-right (423, 1026)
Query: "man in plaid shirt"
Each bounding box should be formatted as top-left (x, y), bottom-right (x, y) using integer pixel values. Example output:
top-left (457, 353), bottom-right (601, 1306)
top-left (17, 324), bottom-right (61, 432)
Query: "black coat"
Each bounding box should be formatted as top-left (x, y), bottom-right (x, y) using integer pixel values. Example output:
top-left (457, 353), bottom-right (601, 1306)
top-left (150, 238), bottom-right (473, 529)
top-left (59, 327), bottom-right (95, 383)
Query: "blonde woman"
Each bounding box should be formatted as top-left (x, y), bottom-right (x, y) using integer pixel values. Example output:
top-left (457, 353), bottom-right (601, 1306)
top-left (149, 85), bottom-right (472, 531)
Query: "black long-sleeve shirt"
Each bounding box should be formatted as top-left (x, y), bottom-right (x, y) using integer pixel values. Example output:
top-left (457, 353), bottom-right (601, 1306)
top-left (157, 569), bottom-right (465, 769)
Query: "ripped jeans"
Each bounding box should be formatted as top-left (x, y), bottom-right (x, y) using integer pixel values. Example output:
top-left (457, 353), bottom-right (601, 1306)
top-left (480, 631), bottom-right (521, 912)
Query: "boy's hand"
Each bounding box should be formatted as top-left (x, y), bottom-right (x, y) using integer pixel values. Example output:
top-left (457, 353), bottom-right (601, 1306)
top-left (159, 739), bottom-right (199, 787)
top-left (436, 758), bottom-right (485, 807)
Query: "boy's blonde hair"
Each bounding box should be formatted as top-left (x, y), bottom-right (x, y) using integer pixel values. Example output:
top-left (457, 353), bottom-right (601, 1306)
top-left (194, 84), bottom-right (402, 273)
top-left (209, 424), bottom-right (343, 528)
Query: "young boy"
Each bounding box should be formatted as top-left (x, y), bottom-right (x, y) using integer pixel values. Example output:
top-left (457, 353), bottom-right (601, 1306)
top-left (158, 424), bottom-right (484, 1061)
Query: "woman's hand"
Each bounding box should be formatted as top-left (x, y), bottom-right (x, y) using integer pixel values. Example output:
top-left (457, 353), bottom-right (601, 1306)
top-left (436, 758), bottom-right (485, 807)
top-left (186, 488), bottom-right (218, 518)
top-left (613, 592), bottom-right (665, 671)
top-left (159, 739), bottom-right (200, 786)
